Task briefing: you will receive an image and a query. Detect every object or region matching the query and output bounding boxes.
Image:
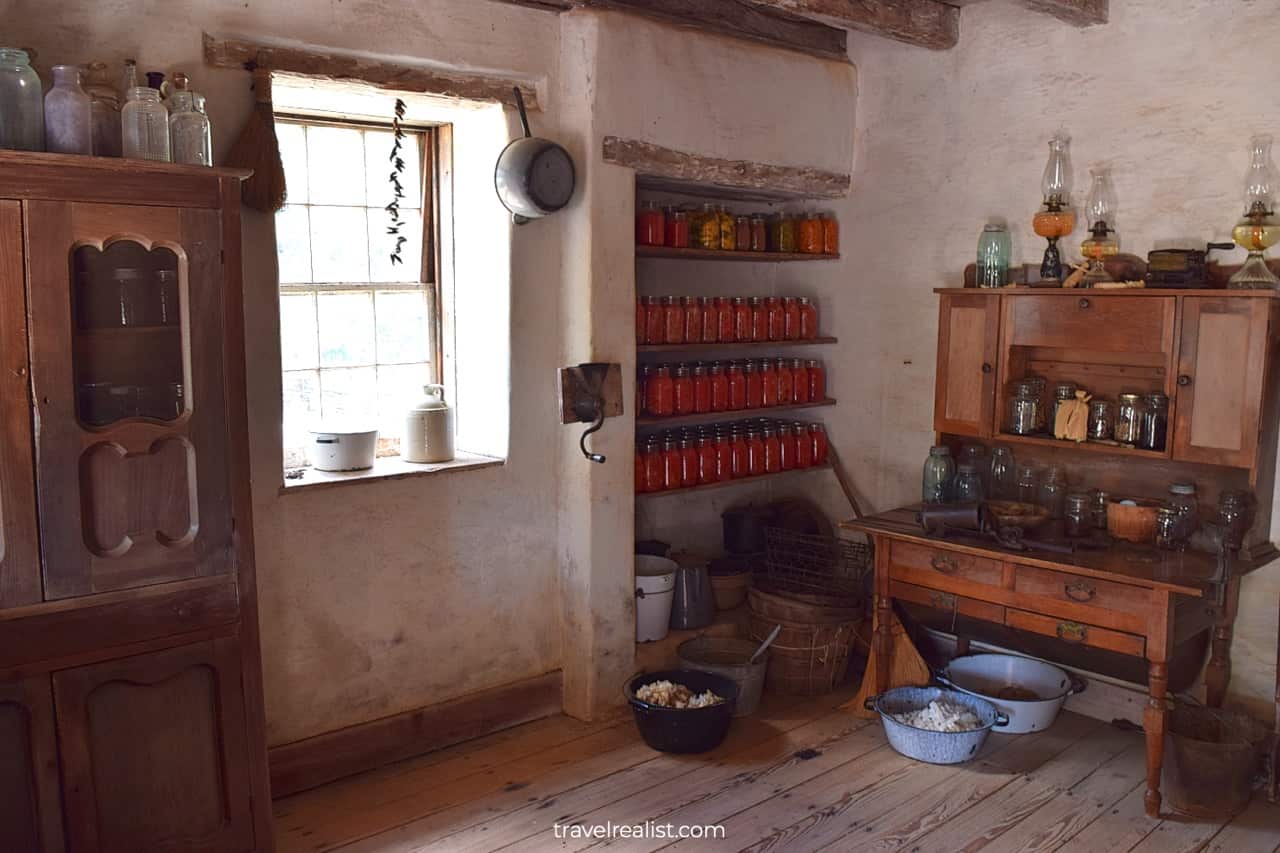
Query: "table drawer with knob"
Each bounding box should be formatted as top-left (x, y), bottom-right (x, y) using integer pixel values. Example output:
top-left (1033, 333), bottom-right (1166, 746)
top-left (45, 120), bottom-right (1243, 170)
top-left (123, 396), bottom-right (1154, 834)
top-left (888, 541), bottom-right (1003, 591)
top-left (1012, 565), bottom-right (1150, 634)
top-left (1006, 608), bottom-right (1145, 657)
top-left (891, 580), bottom-right (1005, 624)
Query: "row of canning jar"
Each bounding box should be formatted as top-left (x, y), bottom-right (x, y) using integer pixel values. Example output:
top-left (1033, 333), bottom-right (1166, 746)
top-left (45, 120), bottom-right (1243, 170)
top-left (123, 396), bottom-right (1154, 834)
top-left (1006, 377), bottom-right (1169, 451)
top-left (636, 201), bottom-right (839, 254)
top-left (78, 381), bottom-right (184, 426)
top-left (636, 418), bottom-right (830, 493)
top-left (76, 267), bottom-right (180, 329)
top-left (637, 295), bottom-right (819, 345)
top-left (639, 358), bottom-right (826, 418)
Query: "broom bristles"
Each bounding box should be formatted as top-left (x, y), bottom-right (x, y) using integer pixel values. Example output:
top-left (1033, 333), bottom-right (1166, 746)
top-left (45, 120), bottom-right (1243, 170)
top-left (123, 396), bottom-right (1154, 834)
top-left (226, 67), bottom-right (286, 213)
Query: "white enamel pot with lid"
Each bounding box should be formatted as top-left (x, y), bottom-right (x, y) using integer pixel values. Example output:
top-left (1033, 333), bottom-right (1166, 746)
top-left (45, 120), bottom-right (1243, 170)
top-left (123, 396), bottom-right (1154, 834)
top-left (403, 384), bottom-right (455, 463)
top-left (308, 425), bottom-right (378, 472)
top-left (936, 653), bottom-right (1086, 734)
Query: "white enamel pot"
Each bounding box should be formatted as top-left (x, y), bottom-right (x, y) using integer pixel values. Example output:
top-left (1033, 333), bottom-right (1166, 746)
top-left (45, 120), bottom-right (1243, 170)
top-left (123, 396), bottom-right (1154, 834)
top-left (309, 427), bottom-right (378, 471)
top-left (936, 653), bottom-right (1086, 734)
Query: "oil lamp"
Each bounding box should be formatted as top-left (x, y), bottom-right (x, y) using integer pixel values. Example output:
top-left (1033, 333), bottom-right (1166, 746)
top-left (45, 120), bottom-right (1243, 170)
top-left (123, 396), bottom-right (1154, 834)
top-left (1079, 166), bottom-right (1118, 287)
top-left (1228, 134), bottom-right (1280, 289)
top-left (1032, 132), bottom-right (1075, 281)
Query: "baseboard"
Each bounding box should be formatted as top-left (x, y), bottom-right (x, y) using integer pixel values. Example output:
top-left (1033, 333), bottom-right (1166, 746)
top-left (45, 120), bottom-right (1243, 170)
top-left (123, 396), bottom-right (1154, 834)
top-left (268, 670), bottom-right (563, 798)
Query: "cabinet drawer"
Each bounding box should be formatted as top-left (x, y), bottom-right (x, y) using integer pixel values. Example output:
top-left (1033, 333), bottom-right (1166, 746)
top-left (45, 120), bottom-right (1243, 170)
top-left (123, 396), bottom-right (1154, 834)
top-left (1006, 295), bottom-right (1174, 354)
top-left (891, 580), bottom-right (1005, 624)
top-left (889, 541), bottom-right (1003, 589)
top-left (1012, 565), bottom-right (1150, 635)
top-left (1006, 608), bottom-right (1145, 657)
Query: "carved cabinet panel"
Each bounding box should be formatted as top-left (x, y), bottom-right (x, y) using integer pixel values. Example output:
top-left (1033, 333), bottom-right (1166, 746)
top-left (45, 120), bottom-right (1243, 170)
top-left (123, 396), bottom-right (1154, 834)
top-left (933, 292), bottom-right (1000, 437)
top-left (52, 638), bottom-right (256, 853)
top-left (25, 201), bottom-right (233, 599)
top-left (0, 678), bottom-right (65, 853)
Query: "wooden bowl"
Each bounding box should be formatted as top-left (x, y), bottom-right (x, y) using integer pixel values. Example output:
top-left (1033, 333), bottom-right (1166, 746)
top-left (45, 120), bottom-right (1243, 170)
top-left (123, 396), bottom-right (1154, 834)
top-left (984, 500), bottom-right (1052, 530)
top-left (1107, 497), bottom-right (1163, 544)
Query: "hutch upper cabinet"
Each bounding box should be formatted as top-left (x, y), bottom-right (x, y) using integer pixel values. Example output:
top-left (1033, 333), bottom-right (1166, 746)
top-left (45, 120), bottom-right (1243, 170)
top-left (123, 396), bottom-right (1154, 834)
top-left (0, 152), bottom-right (272, 853)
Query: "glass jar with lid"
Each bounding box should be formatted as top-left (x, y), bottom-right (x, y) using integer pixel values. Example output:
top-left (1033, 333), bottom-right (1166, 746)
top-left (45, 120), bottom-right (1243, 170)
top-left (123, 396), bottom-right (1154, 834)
top-left (749, 215), bottom-right (767, 252)
top-left (1114, 392), bottom-right (1146, 444)
top-left (1006, 380), bottom-right (1041, 435)
top-left (1090, 489), bottom-right (1110, 529)
top-left (1064, 493), bottom-right (1091, 537)
top-left (168, 78), bottom-right (212, 166)
top-left (1087, 398), bottom-right (1114, 441)
top-left (1217, 490), bottom-right (1255, 550)
top-left (122, 86), bottom-right (170, 161)
top-left (1155, 506), bottom-right (1182, 550)
top-left (1038, 465), bottom-right (1067, 518)
top-left (0, 48), bottom-right (44, 151)
top-left (1168, 482), bottom-right (1198, 541)
top-left (1052, 381), bottom-right (1078, 431)
top-left (954, 463), bottom-right (984, 503)
top-left (989, 445), bottom-right (1016, 499)
top-left (1138, 392), bottom-right (1168, 451)
top-left (84, 61), bottom-right (122, 156)
top-left (922, 445), bottom-right (955, 504)
top-left (1016, 464), bottom-right (1039, 504)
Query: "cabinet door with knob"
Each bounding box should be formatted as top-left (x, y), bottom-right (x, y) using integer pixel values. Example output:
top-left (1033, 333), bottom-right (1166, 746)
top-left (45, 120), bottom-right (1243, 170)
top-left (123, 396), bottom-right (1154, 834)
top-left (933, 292), bottom-right (1000, 437)
top-left (1172, 297), bottom-right (1273, 468)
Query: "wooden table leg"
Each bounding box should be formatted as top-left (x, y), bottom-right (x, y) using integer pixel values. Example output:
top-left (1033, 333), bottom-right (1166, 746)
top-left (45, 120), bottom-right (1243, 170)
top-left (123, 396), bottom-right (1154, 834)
top-left (873, 535), bottom-right (892, 695)
top-left (1144, 660), bottom-right (1169, 818)
top-left (1205, 576), bottom-right (1240, 709)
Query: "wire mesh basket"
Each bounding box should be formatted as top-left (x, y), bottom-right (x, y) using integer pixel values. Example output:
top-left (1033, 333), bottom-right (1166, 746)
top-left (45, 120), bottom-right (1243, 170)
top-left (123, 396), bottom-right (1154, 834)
top-left (757, 527), bottom-right (872, 608)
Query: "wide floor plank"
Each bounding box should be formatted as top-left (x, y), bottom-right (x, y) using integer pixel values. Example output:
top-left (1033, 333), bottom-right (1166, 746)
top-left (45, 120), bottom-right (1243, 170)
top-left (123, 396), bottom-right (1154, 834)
top-left (1200, 796), bottom-right (1280, 853)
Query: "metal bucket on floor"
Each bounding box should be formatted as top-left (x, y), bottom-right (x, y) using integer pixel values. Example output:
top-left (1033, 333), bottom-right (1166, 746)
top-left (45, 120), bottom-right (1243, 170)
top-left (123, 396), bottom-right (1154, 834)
top-left (677, 636), bottom-right (767, 717)
top-left (1162, 704), bottom-right (1269, 819)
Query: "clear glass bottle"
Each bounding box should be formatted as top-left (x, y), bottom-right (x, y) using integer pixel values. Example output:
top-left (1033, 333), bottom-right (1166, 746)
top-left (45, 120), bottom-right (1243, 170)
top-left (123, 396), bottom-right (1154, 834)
top-left (84, 61), bottom-right (122, 157)
top-left (1016, 464), bottom-right (1039, 505)
top-left (44, 65), bottom-right (92, 155)
top-left (122, 86), bottom-right (170, 161)
top-left (0, 48), bottom-right (44, 151)
top-left (119, 58), bottom-right (139, 100)
top-left (954, 463), bottom-right (984, 503)
top-left (168, 74), bottom-right (212, 166)
top-left (1064, 493), bottom-right (1091, 537)
top-left (976, 223), bottom-right (1011, 288)
top-left (1090, 488), bottom-right (1110, 529)
top-left (989, 445), bottom-right (1016, 499)
top-left (1038, 465), bottom-right (1067, 519)
top-left (1155, 507), bottom-right (1181, 551)
top-left (922, 445), bottom-right (956, 505)
top-left (1168, 482), bottom-right (1198, 542)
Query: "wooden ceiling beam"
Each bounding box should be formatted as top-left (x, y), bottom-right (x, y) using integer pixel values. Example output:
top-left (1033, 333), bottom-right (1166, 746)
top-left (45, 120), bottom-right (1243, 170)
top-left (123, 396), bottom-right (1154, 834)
top-left (1015, 0), bottom-right (1108, 27)
top-left (746, 0), bottom-right (959, 50)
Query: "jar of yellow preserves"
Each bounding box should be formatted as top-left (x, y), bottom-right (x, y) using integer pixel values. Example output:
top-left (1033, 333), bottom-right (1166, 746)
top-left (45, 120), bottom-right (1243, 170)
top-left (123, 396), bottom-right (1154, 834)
top-left (693, 203), bottom-right (719, 249)
top-left (718, 206), bottom-right (736, 250)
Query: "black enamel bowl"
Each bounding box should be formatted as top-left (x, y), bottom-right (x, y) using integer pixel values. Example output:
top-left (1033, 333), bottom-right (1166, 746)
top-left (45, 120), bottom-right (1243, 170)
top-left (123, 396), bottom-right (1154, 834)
top-left (626, 669), bottom-right (739, 754)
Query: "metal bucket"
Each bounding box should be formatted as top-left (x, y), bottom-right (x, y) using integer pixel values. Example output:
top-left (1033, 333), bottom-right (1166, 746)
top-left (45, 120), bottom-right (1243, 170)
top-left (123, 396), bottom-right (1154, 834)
top-left (1163, 705), bottom-right (1269, 819)
top-left (677, 636), bottom-right (767, 717)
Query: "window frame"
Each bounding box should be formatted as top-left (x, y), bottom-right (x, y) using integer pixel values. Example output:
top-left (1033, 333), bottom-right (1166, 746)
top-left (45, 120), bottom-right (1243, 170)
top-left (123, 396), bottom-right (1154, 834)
top-left (273, 113), bottom-right (445, 473)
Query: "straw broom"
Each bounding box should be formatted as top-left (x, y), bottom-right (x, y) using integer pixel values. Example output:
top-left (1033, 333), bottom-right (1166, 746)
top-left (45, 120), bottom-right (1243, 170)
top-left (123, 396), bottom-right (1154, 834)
top-left (225, 66), bottom-right (286, 213)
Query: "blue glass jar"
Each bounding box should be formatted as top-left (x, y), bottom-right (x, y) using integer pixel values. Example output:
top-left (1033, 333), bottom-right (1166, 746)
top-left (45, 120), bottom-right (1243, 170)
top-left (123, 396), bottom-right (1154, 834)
top-left (976, 223), bottom-right (1011, 288)
top-left (922, 445), bottom-right (956, 504)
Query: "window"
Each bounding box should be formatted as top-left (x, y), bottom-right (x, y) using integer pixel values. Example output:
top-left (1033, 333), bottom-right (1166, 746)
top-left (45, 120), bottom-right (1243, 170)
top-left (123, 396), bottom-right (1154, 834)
top-left (274, 118), bottom-right (440, 471)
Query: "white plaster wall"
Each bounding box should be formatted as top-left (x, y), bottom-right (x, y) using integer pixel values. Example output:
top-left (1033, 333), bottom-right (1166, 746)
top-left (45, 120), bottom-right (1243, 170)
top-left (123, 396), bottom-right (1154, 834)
top-left (6, 0), bottom-right (568, 745)
top-left (831, 0), bottom-right (1280, 718)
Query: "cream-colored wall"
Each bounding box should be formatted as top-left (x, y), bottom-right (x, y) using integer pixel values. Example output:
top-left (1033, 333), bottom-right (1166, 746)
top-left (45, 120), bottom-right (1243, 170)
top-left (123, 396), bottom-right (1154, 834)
top-left (832, 0), bottom-right (1279, 718)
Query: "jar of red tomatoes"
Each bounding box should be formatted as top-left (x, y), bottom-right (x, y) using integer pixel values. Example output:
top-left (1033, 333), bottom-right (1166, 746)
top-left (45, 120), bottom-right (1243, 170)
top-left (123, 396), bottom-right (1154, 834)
top-left (661, 436), bottom-right (681, 490)
top-left (682, 296), bottom-right (701, 344)
top-left (709, 363), bottom-right (729, 412)
top-left (791, 358), bottom-right (810, 405)
top-left (672, 364), bottom-right (695, 416)
top-left (643, 295), bottom-right (664, 345)
top-left (762, 427), bottom-right (782, 474)
top-left (792, 423), bottom-right (813, 468)
top-left (696, 435), bottom-right (718, 484)
top-left (782, 297), bottom-right (800, 340)
top-left (765, 297), bottom-right (785, 341)
top-left (775, 358), bottom-right (794, 404)
top-left (714, 431), bottom-right (734, 481)
top-left (730, 429), bottom-right (749, 479)
top-left (691, 364), bottom-right (711, 413)
top-left (665, 208), bottom-right (689, 248)
top-left (734, 215), bottom-right (751, 252)
top-left (678, 438), bottom-right (698, 488)
top-left (716, 296), bottom-right (735, 342)
top-left (726, 362), bottom-right (746, 410)
top-left (645, 364), bottom-right (674, 416)
top-left (821, 212), bottom-right (839, 255)
top-left (663, 296), bottom-right (684, 344)
top-left (637, 200), bottom-right (664, 247)
top-left (743, 361), bottom-right (762, 410)
top-left (699, 297), bottom-right (718, 343)
top-left (749, 215), bottom-right (768, 252)
top-left (798, 212), bottom-right (823, 254)
top-left (798, 297), bottom-right (818, 340)
top-left (732, 297), bottom-right (752, 342)
top-left (759, 360), bottom-right (778, 408)
top-left (806, 359), bottom-right (826, 401)
top-left (748, 297), bottom-right (767, 342)
top-left (809, 423), bottom-right (830, 465)
top-left (778, 427), bottom-right (795, 470)
top-left (636, 365), bottom-right (650, 414)
top-left (746, 429), bottom-right (766, 476)
top-left (642, 438), bottom-right (665, 491)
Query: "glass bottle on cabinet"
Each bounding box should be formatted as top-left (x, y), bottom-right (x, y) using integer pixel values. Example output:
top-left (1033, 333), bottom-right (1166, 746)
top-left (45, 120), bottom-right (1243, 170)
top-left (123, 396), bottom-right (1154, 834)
top-left (121, 86), bottom-right (170, 161)
top-left (0, 47), bottom-right (44, 151)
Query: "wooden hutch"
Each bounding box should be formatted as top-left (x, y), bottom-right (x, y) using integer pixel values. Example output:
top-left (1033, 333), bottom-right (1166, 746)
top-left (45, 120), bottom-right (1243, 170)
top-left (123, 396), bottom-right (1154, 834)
top-left (846, 285), bottom-right (1280, 818)
top-left (0, 152), bottom-right (271, 852)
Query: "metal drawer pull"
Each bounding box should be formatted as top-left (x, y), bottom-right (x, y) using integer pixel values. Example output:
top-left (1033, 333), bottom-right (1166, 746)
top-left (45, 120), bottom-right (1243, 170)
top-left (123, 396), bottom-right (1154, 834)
top-left (1064, 581), bottom-right (1096, 602)
top-left (1056, 621), bottom-right (1088, 643)
top-left (1078, 297), bottom-right (1090, 309)
top-left (1177, 374), bottom-right (1192, 387)
top-left (930, 591), bottom-right (957, 610)
top-left (930, 555), bottom-right (958, 574)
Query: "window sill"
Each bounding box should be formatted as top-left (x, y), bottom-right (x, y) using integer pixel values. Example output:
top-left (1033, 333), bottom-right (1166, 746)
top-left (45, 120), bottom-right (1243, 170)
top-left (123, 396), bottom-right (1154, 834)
top-left (279, 451), bottom-right (504, 494)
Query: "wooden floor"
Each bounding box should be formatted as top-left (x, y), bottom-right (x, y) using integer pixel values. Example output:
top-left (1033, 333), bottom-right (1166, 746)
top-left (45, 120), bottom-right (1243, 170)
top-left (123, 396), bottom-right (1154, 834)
top-left (274, 687), bottom-right (1280, 853)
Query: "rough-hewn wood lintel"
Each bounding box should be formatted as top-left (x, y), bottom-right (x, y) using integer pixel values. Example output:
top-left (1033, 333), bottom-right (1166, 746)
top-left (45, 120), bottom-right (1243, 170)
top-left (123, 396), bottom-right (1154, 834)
top-left (1017, 0), bottom-right (1108, 27)
top-left (202, 33), bottom-right (540, 109)
top-left (751, 0), bottom-right (959, 50)
top-left (603, 136), bottom-right (851, 201)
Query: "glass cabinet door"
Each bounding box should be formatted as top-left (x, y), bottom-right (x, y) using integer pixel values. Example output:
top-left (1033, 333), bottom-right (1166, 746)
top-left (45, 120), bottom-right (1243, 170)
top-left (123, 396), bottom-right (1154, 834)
top-left (25, 201), bottom-right (233, 599)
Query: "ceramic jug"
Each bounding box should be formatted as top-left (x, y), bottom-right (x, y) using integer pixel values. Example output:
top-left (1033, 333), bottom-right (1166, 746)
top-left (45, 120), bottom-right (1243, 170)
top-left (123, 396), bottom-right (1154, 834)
top-left (403, 384), bottom-right (455, 463)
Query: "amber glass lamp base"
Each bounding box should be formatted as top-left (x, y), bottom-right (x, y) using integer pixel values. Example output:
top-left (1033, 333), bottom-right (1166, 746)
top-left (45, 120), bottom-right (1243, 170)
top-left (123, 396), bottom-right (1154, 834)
top-left (1227, 252), bottom-right (1280, 289)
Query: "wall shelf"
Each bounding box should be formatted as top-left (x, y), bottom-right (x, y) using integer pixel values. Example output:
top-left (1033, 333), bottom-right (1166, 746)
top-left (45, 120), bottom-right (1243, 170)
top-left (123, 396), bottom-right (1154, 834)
top-left (637, 246), bottom-right (839, 262)
top-left (638, 336), bottom-right (837, 354)
top-left (993, 432), bottom-right (1170, 461)
top-left (636, 464), bottom-right (832, 500)
top-left (637, 398), bottom-right (836, 429)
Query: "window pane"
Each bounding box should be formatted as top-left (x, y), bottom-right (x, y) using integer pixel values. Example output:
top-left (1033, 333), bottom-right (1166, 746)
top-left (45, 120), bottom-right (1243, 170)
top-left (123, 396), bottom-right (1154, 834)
top-left (375, 291), bottom-right (430, 364)
top-left (365, 130), bottom-right (421, 209)
top-left (280, 292), bottom-right (318, 371)
top-left (282, 369), bottom-right (320, 448)
top-left (320, 366), bottom-right (378, 425)
top-left (277, 123), bottom-right (309, 205)
top-left (275, 205), bottom-right (312, 283)
top-left (309, 206), bottom-right (370, 283)
top-left (317, 291), bottom-right (375, 367)
top-left (368, 208), bottom-right (423, 284)
top-left (377, 363), bottom-right (430, 440)
top-left (306, 126), bottom-right (366, 205)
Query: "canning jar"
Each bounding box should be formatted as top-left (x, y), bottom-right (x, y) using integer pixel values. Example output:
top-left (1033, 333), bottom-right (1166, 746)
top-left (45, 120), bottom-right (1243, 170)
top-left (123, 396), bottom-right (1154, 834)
top-left (1038, 466), bottom-right (1066, 518)
top-left (714, 432), bottom-right (733, 480)
top-left (746, 429), bottom-right (766, 476)
top-left (0, 48), bottom-right (44, 151)
top-left (699, 296), bottom-right (718, 343)
top-left (643, 296), bottom-right (664, 344)
top-left (122, 86), bottom-right (170, 161)
top-left (775, 358), bottom-right (794, 404)
top-left (1016, 464), bottom-right (1039, 504)
top-left (709, 363), bottom-right (729, 412)
top-left (806, 359), bottom-right (826, 401)
top-left (775, 214), bottom-right (797, 252)
top-left (731, 429), bottom-right (749, 478)
top-left (793, 423), bottom-right (814, 468)
top-left (727, 362), bottom-right (746, 410)
top-left (1087, 398), bottom-right (1114, 441)
top-left (672, 365), bottom-right (694, 416)
top-left (732, 297), bottom-right (751, 342)
top-left (954, 463), bottom-right (984, 503)
top-left (743, 361), bottom-right (762, 409)
top-left (694, 203), bottom-right (719, 249)
top-left (662, 296), bottom-right (684, 344)
top-left (798, 213), bottom-right (823, 254)
top-left (922, 445), bottom-right (955, 504)
top-left (695, 435), bottom-right (718, 484)
top-left (765, 297), bottom-right (785, 341)
top-left (791, 359), bottom-right (810, 404)
top-left (989, 445), bottom-right (1016, 499)
top-left (636, 365), bottom-right (649, 414)
top-left (1168, 483), bottom-right (1198, 541)
top-left (1218, 490), bottom-right (1255, 550)
top-left (762, 427), bottom-right (782, 473)
top-left (665, 209), bottom-right (689, 248)
top-left (716, 296), bottom-right (735, 341)
top-left (1155, 507), bottom-right (1181, 551)
top-left (1026, 377), bottom-right (1048, 431)
top-left (661, 436), bottom-right (681, 490)
top-left (691, 364), bottom-right (711, 413)
top-left (1052, 382), bottom-right (1078, 430)
top-left (642, 438), bottom-right (664, 492)
top-left (749, 215), bottom-right (768, 252)
top-left (84, 61), bottom-right (122, 156)
top-left (718, 206), bottom-right (735, 250)
top-left (783, 297), bottom-right (801, 340)
top-left (821, 212), bottom-right (839, 255)
top-left (798, 297), bottom-right (818, 339)
top-left (1114, 393), bottom-right (1145, 444)
top-left (45, 65), bottom-right (92, 154)
top-left (759, 360), bottom-right (778, 407)
top-left (1007, 380), bottom-right (1040, 435)
top-left (1091, 489), bottom-right (1110, 529)
top-left (682, 296), bottom-right (701, 343)
top-left (810, 423), bottom-right (829, 464)
top-left (645, 365), bottom-right (674, 416)
top-left (1064, 493), bottom-right (1091, 537)
top-left (168, 81), bottom-right (212, 166)
top-left (1139, 393), bottom-right (1168, 451)
top-left (749, 297), bottom-right (767, 342)
top-left (734, 216), bottom-right (751, 251)
top-left (636, 203), bottom-right (664, 245)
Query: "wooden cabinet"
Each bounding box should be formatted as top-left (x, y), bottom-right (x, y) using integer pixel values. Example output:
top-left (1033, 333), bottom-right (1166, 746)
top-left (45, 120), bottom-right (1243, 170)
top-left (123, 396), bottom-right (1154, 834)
top-left (0, 152), bottom-right (272, 852)
top-left (1172, 296), bottom-right (1275, 469)
top-left (933, 291), bottom-right (999, 437)
top-left (54, 639), bottom-right (255, 853)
